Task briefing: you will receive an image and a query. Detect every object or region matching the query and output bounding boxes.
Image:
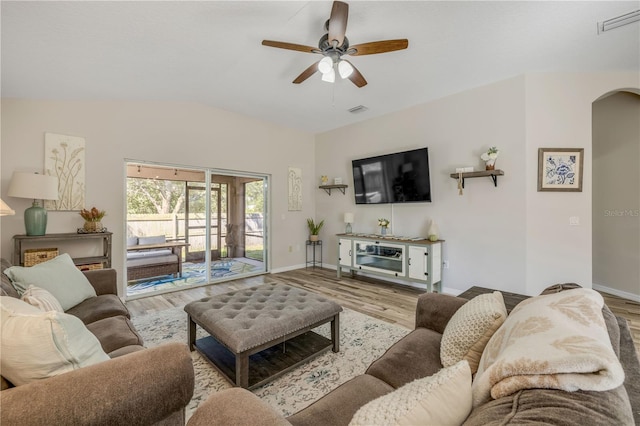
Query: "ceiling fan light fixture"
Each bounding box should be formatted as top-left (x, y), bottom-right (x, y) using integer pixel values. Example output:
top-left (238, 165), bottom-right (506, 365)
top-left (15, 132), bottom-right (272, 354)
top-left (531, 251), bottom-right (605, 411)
top-left (321, 68), bottom-right (336, 83)
top-left (318, 56), bottom-right (334, 74)
top-left (338, 60), bottom-right (353, 79)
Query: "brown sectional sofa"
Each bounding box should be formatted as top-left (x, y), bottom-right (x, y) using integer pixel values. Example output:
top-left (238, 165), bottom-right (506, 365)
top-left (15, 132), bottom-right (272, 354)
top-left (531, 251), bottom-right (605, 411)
top-left (188, 289), bottom-right (640, 426)
top-left (0, 258), bottom-right (195, 425)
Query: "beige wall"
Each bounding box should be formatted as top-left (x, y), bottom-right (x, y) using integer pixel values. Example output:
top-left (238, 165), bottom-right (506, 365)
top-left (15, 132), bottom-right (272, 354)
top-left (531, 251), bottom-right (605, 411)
top-left (592, 91), bottom-right (640, 299)
top-left (1, 100), bottom-right (316, 294)
top-left (316, 76), bottom-right (527, 294)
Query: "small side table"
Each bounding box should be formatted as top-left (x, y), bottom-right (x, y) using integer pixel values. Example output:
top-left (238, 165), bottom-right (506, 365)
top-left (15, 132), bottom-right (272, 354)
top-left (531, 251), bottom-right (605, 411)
top-left (306, 240), bottom-right (322, 269)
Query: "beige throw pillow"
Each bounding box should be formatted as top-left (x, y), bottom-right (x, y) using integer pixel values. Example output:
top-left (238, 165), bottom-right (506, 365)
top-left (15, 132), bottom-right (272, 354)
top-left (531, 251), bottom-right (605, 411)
top-left (21, 285), bottom-right (64, 312)
top-left (0, 296), bottom-right (110, 386)
top-left (350, 360), bottom-right (472, 426)
top-left (440, 291), bottom-right (507, 373)
top-left (4, 253), bottom-right (97, 311)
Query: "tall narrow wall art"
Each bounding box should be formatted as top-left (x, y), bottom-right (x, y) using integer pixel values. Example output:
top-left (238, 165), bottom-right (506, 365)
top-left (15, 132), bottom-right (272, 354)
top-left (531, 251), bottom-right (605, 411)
top-left (44, 132), bottom-right (86, 210)
top-left (288, 167), bottom-right (302, 211)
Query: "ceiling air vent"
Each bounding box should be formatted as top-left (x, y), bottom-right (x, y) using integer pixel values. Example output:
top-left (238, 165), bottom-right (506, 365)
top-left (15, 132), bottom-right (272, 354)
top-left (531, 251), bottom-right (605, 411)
top-left (598, 9), bottom-right (640, 34)
top-left (348, 105), bottom-right (369, 114)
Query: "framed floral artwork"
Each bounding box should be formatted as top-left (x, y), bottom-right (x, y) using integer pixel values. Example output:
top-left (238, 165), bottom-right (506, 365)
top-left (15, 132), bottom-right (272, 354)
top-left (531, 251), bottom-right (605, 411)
top-left (537, 148), bottom-right (584, 192)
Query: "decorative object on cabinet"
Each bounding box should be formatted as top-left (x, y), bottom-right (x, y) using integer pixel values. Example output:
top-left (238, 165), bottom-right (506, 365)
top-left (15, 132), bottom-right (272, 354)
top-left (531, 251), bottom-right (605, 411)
top-left (288, 167), bottom-right (303, 211)
top-left (344, 212), bottom-right (354, 234)
top-left (428, 220), bottom-right (439, 242)
top-left (0, 198), bottom-right (15, 216)
top-left (13, 232), bottom-right (112, 269)
top-left (537, 148), bottom-right (584, 192)
top-left (79, 207), bottom-right (106, 233)
top-left (480, 146), bottom-right (500, 170)
top-left (378, 218), bottom-right (390, 235)
top-left (44, 132), bottom-right (86, 211)
top-left (449, 170), bottom-right (504, 190)
top-left (307, 218), bottom-right (324, 242)
top-left (319, 184), bottom-right (348, 195)
top-left (8, 172), bottom-right (59, 236)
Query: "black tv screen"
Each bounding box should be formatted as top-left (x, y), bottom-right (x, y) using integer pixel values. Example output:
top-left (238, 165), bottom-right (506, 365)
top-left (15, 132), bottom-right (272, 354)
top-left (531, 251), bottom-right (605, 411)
top-left (352, 148), bottom-right (431, 204)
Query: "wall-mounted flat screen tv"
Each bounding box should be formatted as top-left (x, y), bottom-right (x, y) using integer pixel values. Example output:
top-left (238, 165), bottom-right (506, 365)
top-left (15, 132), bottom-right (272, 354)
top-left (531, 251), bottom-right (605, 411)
top-left (352, 148), bottom-right (431, 204)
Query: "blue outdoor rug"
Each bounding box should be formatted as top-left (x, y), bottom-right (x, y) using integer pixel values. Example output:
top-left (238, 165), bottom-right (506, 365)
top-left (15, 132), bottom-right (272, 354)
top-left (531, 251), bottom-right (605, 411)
top-left (127, 259), bottom-right (263, 296)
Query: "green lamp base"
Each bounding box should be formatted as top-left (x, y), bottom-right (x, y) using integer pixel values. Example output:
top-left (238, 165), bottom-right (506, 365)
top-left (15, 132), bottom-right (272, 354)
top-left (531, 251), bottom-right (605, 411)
top-left (24, 201), bottom-right (48, 236)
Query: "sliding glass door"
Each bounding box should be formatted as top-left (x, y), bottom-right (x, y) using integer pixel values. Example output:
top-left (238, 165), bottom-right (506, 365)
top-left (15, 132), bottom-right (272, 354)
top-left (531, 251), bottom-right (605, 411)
top-left (125, 161), bottom-right (268, 299)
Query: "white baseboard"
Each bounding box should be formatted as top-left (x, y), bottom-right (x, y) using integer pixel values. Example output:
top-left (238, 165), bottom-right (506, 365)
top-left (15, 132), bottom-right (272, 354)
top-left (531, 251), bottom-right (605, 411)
top-left (592, 283), bottom-right (640, 302)
top-left (271, 263), bottom-right (306, 274)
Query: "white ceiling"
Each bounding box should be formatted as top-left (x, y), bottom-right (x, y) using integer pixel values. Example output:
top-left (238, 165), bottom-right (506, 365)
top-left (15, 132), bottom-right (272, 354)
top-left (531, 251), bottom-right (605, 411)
top-left (2, 1), bottom-right (639, 134)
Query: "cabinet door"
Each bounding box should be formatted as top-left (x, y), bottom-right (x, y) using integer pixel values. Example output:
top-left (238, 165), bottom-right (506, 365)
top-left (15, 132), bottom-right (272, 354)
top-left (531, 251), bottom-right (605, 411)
top-left (338, 238), bottom-right (352, 267)
top-left (408, 246), bottom-right (428, 281)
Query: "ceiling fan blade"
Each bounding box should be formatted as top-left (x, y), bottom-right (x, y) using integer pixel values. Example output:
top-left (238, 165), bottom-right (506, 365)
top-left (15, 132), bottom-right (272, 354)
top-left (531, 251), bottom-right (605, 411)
top-left (293, 61), bottom-right (321, 84)
top-left (262, 40), bottom-right (318, 54)
top-left (328, 1), bottom-right (349, 48)
top-left (344, 60), bottom-right (367, 88)
top-left (349, 39), bottom-right (409, 56)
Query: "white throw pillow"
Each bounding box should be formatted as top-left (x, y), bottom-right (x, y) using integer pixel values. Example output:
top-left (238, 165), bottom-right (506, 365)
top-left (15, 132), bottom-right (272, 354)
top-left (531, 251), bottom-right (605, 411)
top-left (3, 253), bottom-right (97, 311)
top-left (21, 285), bottom-right (64, 312)
top-left (440, 291), bottom-right (507, 374)
top-left (0, 296), bottom-right (110, 386)
top-left (350, 360), bottom-right (472, 426)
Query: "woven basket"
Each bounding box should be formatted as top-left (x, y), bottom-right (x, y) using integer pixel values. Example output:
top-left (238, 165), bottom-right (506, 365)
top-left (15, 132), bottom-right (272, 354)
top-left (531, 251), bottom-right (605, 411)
top-left (77, 263), bottom-right (103, 271)
top-left (24, 248), bottom-right (58, 267)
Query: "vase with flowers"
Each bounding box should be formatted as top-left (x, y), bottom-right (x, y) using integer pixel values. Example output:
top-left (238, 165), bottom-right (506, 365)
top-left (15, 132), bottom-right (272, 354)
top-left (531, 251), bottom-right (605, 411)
top-left (481, 146), bottom-right (500, 170)
top-left (378, 218), bottom-right (390, 236)
top-left (80, 207), bottom-right (106, 233)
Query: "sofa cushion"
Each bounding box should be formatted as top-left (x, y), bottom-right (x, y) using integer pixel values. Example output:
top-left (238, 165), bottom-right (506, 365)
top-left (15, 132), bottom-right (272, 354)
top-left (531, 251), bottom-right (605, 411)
top-left (366, 327), bottom-right (443, 389)
top-left (126, 236), bottom-right (138, 247)
top-left (287, 375), bottom-right (394, 426)
top-left (440, 291), bottom-right (507, 374)
top-left (3, 253), bottom-right (97, 311)
top-left (138, 235), bottom-right (166, 245)
top-left (350, 360), bottom-right (472, 426)
top-left (65, 294), bottom-right (130, 324)
top-left (463, 387), bottom-right (634, 426)
top-left (20, 285), bottom-right (64, 312)
top-left (86, 315), bottom-right (144, 355)
top-left (0, 296), bottom-right (110, 386)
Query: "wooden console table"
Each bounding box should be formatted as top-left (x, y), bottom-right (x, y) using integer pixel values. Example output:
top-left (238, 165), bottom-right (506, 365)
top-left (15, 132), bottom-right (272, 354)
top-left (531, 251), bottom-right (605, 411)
top-left (13, 232), bottom-right (112, 268)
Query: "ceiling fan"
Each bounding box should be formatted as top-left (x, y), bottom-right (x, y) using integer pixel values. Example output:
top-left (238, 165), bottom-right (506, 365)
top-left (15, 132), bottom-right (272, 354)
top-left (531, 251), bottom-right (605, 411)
top-left (262, 1), bottom-right (408, 88)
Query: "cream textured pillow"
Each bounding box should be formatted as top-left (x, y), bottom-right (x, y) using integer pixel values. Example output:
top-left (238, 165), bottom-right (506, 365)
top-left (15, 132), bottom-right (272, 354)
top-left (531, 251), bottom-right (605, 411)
top-left (0, 296), bottom-right (110, 386)
top-left (440, 291), bottom-right (507, 373)
top-left (3, 253), bottom-right (97, 311)
top-left (350, 360), bottom-right (472, 426)
top-left (21, 285), bottom-right (64, 312)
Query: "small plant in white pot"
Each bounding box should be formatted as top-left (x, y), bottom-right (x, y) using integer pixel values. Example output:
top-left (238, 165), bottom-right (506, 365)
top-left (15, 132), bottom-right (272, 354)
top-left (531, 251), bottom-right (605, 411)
top-left (307, 218), bottom-right (324, 242)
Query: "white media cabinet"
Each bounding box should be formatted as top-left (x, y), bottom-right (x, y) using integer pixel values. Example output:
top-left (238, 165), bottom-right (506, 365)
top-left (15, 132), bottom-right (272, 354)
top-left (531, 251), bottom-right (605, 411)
top-left (336, 234), bottom-right (443, 292)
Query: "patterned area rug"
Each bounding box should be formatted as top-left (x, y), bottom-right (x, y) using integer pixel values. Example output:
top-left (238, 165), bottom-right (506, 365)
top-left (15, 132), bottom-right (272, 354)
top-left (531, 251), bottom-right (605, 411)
top-left (131, 306), bottom-right (410, 420)
top-left (127, 260), bottom-right (262, 296)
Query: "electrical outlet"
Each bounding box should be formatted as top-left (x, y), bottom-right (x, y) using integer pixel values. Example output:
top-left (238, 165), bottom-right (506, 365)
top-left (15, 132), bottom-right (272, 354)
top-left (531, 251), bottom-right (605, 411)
top-left (443, 260), bottom-right (449, 269)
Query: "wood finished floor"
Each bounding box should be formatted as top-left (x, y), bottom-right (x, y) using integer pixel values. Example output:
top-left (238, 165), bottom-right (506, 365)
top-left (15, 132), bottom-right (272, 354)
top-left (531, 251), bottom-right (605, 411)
top-left (126, 267), bottom-right (640, 356)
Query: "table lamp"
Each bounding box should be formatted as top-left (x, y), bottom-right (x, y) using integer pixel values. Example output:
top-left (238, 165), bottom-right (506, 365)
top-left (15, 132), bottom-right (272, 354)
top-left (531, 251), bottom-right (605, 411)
top-left (8, 172), bottom-right (59, 236)
top-left (344, 212), bottom-right (354, 234)
top-left (0, 198), bottom-right (16, 216)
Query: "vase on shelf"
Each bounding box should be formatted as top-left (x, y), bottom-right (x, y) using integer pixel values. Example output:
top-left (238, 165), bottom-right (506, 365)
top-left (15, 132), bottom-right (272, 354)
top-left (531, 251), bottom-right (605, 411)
top-left (380, 226), bottom-right (387, 236)
top-left (83, 221), bottom-right (103, 233)
top-left (485, 159), bottom-right (496, 171)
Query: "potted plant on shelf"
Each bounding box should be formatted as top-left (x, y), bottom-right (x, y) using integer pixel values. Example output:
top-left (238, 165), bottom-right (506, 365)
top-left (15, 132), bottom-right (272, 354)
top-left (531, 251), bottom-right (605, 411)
top-left (80, 207), bottom-right (106, 233)
top-left (307, 218), bottom-right (324, 242)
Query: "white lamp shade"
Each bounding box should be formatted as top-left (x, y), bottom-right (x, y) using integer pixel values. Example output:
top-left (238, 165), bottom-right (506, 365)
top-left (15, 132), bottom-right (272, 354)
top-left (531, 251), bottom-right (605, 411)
top-left (8, 172), bottom-right (59, 201)
top-left (321, 68), bottom-right (336, 83)
top-left (338, 60), bottom-right (354, 79)
top-left (344, 212), bottom-right (354, 223)
top-left (318, 56), bottom-right (333, 74)
top-left (0, 198), bottom-right (15, 216)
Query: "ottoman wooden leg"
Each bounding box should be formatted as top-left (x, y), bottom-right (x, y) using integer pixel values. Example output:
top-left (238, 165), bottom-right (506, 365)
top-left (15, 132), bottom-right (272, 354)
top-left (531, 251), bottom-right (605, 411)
top-left (236, 352), bottom-right (249, 388)
top-left (331, 314), bottom-right (340, 353)
top-left (188, 315), bottom-right (196, 351)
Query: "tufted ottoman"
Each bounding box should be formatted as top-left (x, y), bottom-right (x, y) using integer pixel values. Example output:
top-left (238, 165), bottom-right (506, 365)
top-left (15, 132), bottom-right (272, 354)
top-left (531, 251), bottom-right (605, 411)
top-left (184, 283), bottom-right (342, 389)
